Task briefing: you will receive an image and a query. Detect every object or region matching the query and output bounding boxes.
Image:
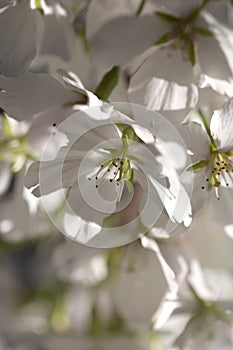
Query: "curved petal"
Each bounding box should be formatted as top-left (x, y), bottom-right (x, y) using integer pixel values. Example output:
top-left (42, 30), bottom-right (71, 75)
top-left (63, 179), bottom-right (118, 245)
top-left (210, 98), bottom-right (233, 151)
top-left (128, 46), bottom-right (197, 114)
top-left (39, 14), bottom-right (76, 61)
top-left (202, 10), bottom-right (233, 72)
top-left (86, 0), bottom-right (139, 39)
top-left (178, 122), bottom-right (210, 163)
top-left (129, 76), bottom-right (198, 111)
top-left (24, 147), bottom-right (83, 196)
top-left (210, 187), bottom-right (233, 228)
top-left (89, 16), bottom-right (170, 69)
top-left (198, 15), bottom-right (233, 80)
top-left (112, 242), bottom-right (168, 328)
top-left (151, 0), bottom-right (202, 17)
top-left (0, 3), bottom-right (41, 76)
top-left (0, 72), bottom-right (87, 120)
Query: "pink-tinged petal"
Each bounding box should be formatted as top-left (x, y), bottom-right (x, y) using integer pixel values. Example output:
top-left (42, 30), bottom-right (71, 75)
top-left (0, 3), bottom-right (42, 76)
top-left (210, 98), bottom-right (233, 150)
top-left (0, 72), bottom-right (87, 120)
top-left (89, 16), bottom-right (170, 69)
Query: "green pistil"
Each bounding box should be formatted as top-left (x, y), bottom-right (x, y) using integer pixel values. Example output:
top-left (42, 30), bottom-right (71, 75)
top-left (88, 125), bottom-right (139, 190)
top-left (89, 156), bottom-right (134, 190)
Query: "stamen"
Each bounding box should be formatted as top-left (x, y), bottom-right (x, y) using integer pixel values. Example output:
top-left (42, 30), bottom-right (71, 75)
top-left (199, 151), bottom-right (233, 199)
top-left (87, 155), bottom-right (134, 190)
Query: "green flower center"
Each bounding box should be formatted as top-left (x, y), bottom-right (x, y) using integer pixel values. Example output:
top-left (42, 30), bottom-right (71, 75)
top-left (88, 155), bottom-right (134, 189)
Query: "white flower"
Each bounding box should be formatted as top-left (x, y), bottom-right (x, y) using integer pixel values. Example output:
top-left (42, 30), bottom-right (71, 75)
top-left (89, 1), bottom-right (233, 114)
top-left (0, 1), bottom-right (42, 76)
top-left (180, 98), bottom-right (233, 232)
top-left (25, 103), bottom-right (191, 247)
top-left (0, 71), bottom-right (89, 123)
top-left (172, 262), bottom-right (233, 350)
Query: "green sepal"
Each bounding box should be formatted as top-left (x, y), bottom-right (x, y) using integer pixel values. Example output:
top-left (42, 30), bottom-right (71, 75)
top-left (154, 32), bottom-right (173, 46)
top-left (188, 40), bottom-right (196, 65)
top-left (188, 159), bottom-right (208, 171)
top-left (135, 0), bottom-right (146, 16)
top-left (155, 11), bottom-right (178, 23)
top-left (186, 6), bottom-right (202, 23)
top-left (95, 66), bottom-right (120, 101)
top-left (196, 27), bottom-right (214, 37)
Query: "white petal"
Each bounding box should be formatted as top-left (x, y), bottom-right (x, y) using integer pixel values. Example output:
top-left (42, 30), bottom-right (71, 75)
top-left (210, 187), bottom-right (233, 228)
top-left (189, 171), bottom-right (211, 216)
top-left (198, 14), bottom-right (233, 80)
top-left (130, 76), bottom-right (198, 111)
top-left (189, 202), bottom-right (233, 269)
top-left (201, 10), bottom-right (233, 73)
top-left (210, 98), bottom-right (233, 150)
top-left (149, 174), bottom-right (192, 225)
top-left (112, 242), bottom-right (168, 328)
top-left (86, 0), bottom-right (139, 39)
top-left (178, 122), bottom-right (210, 163)
top-left (0, 72), bottom-right (87, 120)
top-left (63, 180), bottom-right (116, 245)
top-left (39, 14), bottom-right (75, 61)
top-left (58, 110), bottom-right (120, 145)
top-left (129, 46), bottom-right (195, 88)
top-left (151, 0), bottom-right (202, 17)
top-left (24, 147), bottom-right (82, 196)
top-left (89, 16), bottom-right (170, 69)
top-left (0, 3), bottom-right (41, 76)
top-left (199, 74), bottom-right (233, 98)
top-left (141, 236), bottom-right (178, 298)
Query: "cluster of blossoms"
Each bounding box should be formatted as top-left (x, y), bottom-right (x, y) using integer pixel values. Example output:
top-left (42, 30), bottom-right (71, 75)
top-left (0, 0), bottom-right (233, 349)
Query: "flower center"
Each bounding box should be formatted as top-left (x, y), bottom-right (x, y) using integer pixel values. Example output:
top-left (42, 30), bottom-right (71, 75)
top-left (201, 151), bottom-right (233, 199)
top-left (88, 155), bottom-right (134, 189)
